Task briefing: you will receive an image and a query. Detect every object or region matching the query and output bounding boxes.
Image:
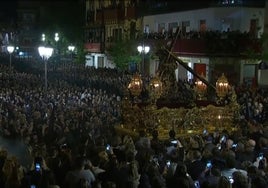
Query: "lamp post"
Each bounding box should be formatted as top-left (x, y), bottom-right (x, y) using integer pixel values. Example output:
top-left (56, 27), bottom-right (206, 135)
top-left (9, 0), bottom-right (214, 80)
top-left (7, 45), bottom-right (14, 69)
top-left (38, 45), bottom-right (53, 92)
top-left (68, 45), bottom-right (75, 61)
top-left (41, 33), bottom-right (46, 42)
top-left (68, 45), bottom-right (75, 75)
top-left (137, 44), bottom-right (150, 75)
top-left (54, 33), bottom-right (59, 42)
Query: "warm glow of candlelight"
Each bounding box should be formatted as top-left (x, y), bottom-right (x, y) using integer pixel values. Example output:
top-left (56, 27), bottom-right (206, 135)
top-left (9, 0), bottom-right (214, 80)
top-left (216, 73), bottom-right (229, 98)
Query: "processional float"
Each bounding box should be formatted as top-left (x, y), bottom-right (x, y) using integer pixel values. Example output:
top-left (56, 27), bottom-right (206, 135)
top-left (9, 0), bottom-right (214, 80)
top-left (116, 27), bottom-right (240, 139)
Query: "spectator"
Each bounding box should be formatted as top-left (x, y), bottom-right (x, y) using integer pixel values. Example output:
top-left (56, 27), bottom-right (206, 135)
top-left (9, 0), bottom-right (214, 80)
top-left (150, 129), bottom-right (164, 155)
top-left (221, 152), bottom-right (247, 179)
top-left (64, 156), bottom-right (95, 188)
top-left (25, 156), bottom-right (57, 188)
top-left (232, 171), bottom-right (249, 188)
top-left (166, 162), bottom-right (194, 188)
top-left (186, 150), bottom-right (206, 181)
top-left (216, 176), bottom-right (231, 188)
top-left (1, 59), bottom-right (268, 188)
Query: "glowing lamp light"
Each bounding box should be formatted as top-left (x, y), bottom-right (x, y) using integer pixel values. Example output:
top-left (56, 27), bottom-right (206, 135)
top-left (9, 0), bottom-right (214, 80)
top-left (128, 74), bottom-right (143, 96)
top-left (7, 45), bottom-right (14, 54)
top-left (137, 45), bottom-right (150, 54)
top-left (194, 73), bottom-right (207, 100)
top-left (54, 33), bottom-right (59, 42)
top-left (38, 45), bottom-right (53, 92)
top-left (7, 45), bottom-right (15, 69)
top-left (149, 76), bottom-right (163, 100)
top-left (216, 73), bottom-right (229, 98)
top-left (38, 46), bottom-right (53, 60)
top-left (68, 45), bottom-right (75, 52)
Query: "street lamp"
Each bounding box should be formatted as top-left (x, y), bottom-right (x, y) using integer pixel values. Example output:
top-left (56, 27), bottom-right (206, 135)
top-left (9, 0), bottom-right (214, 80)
top-left (54, 32), bottom-right (60, 54)
top-left (38, 45), bottom-right (53, 92)
top-left (68, 45), bottom-right (75, 59)
top-left (67, 45), bottom-right (75, 72)
top-left (137, 44), bottom-right (150, 75)
top-left (54, 33), bottom-right (59, 42)
top-left (7, 45), bottom-right (15, 69)
top-left (41, 33), bottom-right (46, 41)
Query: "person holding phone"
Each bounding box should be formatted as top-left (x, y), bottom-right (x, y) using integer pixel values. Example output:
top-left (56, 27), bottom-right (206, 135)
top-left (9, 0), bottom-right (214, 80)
top-left (220, 153), bottom-right (247, 180)
top-left (253, 153), bottom-right (267, 170)
top-left (27, 156), bottom-right (58, 188)
top-left (166, 162), bottom-right (195, 188)
top-left (186, 150), bottom-right (207, 182)
top-left (64, 156), bottom-right (95, 188)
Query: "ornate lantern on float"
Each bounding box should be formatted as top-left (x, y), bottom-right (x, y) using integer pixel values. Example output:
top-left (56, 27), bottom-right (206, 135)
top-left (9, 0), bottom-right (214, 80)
top-left (194, 73), bottom-right (207, 100)
top-left (149, 76), bottom-right (163, 103)
top-left (128, 73), bottom-right (143, 96)
top-left (216, 73), bottom-right (229, 99)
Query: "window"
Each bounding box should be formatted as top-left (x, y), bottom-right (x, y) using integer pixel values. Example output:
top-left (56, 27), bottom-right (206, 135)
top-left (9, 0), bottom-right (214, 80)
top-left (199, 20), bottom-right (206, 32)
top-left (113, 28), bottom-right (122, 41)
top-left (182, 21), bottom-right (190, 34)
top-left (158, 23), bottom-right (165, 33)
top-left (144, 25), bottom-right (149, 34)
top-left (219, 0), bottom-right (243, 5)
top-left (168, 22), bottom-right (178, 33)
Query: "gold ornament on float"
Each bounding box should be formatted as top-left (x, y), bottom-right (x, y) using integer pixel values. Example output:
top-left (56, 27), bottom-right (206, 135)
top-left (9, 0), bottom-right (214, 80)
top-left (128, 73), bottom-right (143, 96)
top-left (216, 73), bottom-right (229, 99)
top-left (149, 76), bottom-right (163, 103)
top-left (194, 73), bottom-right (207, 100)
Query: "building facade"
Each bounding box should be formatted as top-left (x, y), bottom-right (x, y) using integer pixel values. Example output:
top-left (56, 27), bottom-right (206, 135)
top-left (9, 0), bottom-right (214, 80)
top-left (84, 0), bottom-right (267, 87)
top-left (84, 0), bottom-right (143, 68)
top-left (142, 6), bottom-right (265, 86)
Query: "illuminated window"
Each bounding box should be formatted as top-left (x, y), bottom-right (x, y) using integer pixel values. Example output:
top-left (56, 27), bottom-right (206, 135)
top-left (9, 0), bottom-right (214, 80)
top-left (219, 0), bottom-right (243, 5)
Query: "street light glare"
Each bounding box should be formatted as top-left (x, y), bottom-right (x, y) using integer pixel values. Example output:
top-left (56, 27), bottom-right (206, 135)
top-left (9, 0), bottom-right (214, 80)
top-left (7, 45), bottom-right (15, 69)
top-left (137, 45), bottom-right (150, 54)
top-left (68, 45), bottom-right (75, 52)
top-left (137, 46), bottom-right (143, 53)
top-left (38, 46), bottom-right (53, 60)
top-left (38, 45), bottom-right (54, 92)
top-left (54, 33), bottom-right (59, 42)
top-left (7, 46), bottom-right (15, 53)
top-left (144, 46), bottom-right (150, 54)
top-left (137, 44), bottom-right (150, 75)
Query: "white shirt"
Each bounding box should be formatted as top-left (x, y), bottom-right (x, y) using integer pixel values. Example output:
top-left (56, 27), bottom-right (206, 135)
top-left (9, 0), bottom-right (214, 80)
top-left (221, 168), bottom-right (247, 179)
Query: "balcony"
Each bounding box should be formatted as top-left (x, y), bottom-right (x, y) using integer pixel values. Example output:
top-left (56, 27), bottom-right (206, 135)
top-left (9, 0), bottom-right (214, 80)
top-left (95, 7), bottom-right (137, 24)
top-left (84, 43), bottom-right (101, 53)
top-left (143, 30), bottom-right (262, 57)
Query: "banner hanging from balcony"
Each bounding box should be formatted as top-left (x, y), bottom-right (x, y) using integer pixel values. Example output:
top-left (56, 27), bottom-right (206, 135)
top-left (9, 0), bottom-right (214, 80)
top-left (84, 43), bottom-right (101, 53)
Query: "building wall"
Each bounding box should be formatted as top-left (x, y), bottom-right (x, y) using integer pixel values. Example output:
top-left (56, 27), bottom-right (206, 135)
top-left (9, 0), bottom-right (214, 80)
top-left (84, 1), bottom-right (267, 87)
top-left (143, 7), bottom-right (264, 35)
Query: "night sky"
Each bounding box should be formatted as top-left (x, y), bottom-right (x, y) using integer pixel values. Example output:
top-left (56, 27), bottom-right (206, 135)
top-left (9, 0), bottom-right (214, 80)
top-left (0, 1), bottom-right (17, 21)
top-left (0, 0), bottom-right (266, 24)
top-left (0, 0), bottom-right (82, 25)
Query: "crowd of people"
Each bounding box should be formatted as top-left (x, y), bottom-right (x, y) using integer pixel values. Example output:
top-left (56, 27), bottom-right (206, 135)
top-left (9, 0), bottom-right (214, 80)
top-left (0, 61), bottom-right (268, 188)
